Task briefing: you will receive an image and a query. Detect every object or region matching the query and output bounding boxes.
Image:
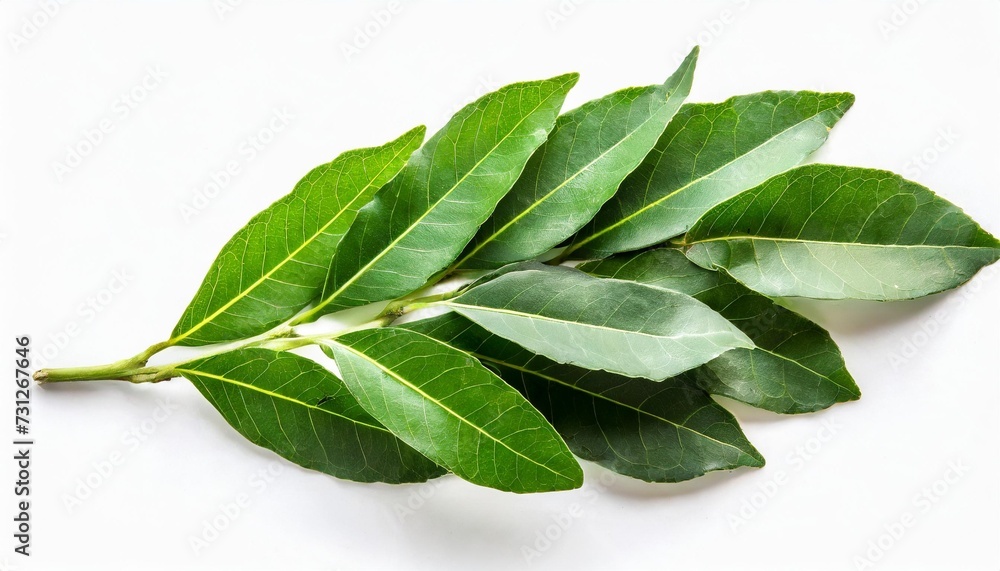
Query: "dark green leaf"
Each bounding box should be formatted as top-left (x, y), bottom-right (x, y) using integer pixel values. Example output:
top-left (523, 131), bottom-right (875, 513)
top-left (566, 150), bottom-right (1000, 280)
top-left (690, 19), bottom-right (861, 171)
top-left (302, 75), bottom-right (579, 320)
top-left (171, 127), bottom-right (425, 345)
top-left (446, 263), bottom-right (753, 380)
top-left (683, 164), bottom-right (1000, 300)
top-left (405, 313), bottom-right (764, 482)
top-left (177, 348), bottom-right (444, 483)
top-left (324, 327), bottom-right (583, 493)
top-left (566, 91), bottom-right (854, 259)
top-left (581, 249), bottom-right (860, 413)
top-left (453, 48), bottom-right (698, 270)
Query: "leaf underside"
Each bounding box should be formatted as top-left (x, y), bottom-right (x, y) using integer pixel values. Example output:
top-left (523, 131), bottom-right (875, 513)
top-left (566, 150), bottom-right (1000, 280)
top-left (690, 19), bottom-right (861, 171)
top-left (405, 312), bottom-right (764, 482)
top-left (567, 90), bottom-right (855, 259)
top-left (683, 164), bottom-right (1000, 300)
top-left (582, 249), bottom-right (860, 413)
top-left (448, 263), bottom-right (753, 381)
top-left (157, 64), bottom-right (1000, 496)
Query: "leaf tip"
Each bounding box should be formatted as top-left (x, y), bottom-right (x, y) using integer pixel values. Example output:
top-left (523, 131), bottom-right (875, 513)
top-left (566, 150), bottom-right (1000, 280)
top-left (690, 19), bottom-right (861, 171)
top-left (543, 465), bottom-right (584, 493)
top-left (558, 71), bottom-right (581, 89)
top-left (405, 124), bottom-right (427, 140)
top-left (744, 452), bottom-right (766, 468)
top-left (737, 438), bottom-right (766, 468)
top-left (836, 91), bottom-right (857, 114)
top-left (669, 45), bottom-right (700, 86)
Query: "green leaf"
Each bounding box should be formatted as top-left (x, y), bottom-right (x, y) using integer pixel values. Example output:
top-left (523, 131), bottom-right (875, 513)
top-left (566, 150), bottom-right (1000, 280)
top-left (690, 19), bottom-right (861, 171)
top-left (445, 263), bottom-right (753, 380)
top-left (683, 164), bottom-right (1000, 300)
top-left (177, 348), bottom-right (444, 483)
top-left (405, 313), bottom-right (764, 482)
top-left (171, 127), bottom-right (425, 345)
top-left (581, 249), bottom-right (860, 413)
top-left (324, 327), bottom-right (583, 493)
top-left (452, 48), bottom-right (698, 270)
top-left (566, 91), bottom-right (855, 259)
top-left (302, 74), bottom-right (579, 320)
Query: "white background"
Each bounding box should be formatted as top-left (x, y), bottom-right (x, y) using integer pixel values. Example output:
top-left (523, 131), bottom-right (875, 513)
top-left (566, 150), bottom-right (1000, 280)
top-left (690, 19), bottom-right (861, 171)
top-left (1, 1), bottom-right (998, 569)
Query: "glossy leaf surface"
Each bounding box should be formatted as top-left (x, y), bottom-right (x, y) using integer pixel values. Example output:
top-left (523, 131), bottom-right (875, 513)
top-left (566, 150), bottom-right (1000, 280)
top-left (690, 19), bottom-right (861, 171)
top-left (178, 348), bottom-right (444, 483)
top-left (454, 48), bottom-right (698, 270)
top-left (172, 127), bottom-right (425, 345)
top-left (307, 75), bottom-right (578, 318)
top-left (325, 327), bottom-right (583, 493)
top-left (567, 91), bottom-right (854, 259)
top-left (406, 313), bottom-right (764, 482)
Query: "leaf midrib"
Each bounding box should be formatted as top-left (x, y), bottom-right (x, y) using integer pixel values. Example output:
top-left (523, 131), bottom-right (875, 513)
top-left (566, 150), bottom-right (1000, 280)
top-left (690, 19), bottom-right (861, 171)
top-left (472, 352), bottom-right (757, 458)
top-left (686, 235), bottom-right (998, 250)
top-left (177, 368), bottom-right (390, 433)
top-left (313, 81), bottom-right (572, 314)
top-left (448, 299), bottom-right (740, 344)
top-left (172, 145), bottom-right (412, 344)
top-left (455, 86), bottom-right (674, 267)
top-left (569, 102), bottom-right (844, 254)
top-left (724, 346), bottom-right (860, 396)
top-left (330, 339), bottom-right (576, 483)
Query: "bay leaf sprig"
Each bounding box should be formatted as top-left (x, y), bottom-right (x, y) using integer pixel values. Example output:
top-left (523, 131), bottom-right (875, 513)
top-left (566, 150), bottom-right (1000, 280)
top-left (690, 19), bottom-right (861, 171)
top-left (35, 49), bottom-right (1000, 495)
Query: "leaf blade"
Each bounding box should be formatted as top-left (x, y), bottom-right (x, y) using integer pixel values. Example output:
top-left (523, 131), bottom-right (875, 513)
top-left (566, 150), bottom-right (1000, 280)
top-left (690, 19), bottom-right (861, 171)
top-left (447, 264), bottom-right (753, 380)
top-left (178, 348), bottom-right (444, 483)
top-left (566, 91), bottom-right (854, 258)
top-left (325, 327), bottom-right (583, 493)
top-left (306, 75), bottom-right (579, 318)
top-left (454, 49), bottom-right (698, 270)
top-left (683, 164), bottom-right (1000, 300)
top-left (171, 127), bottom-right (425, 345)
top-left (406, 313), bottom-right (763, 482)
top-left (581, 249), bottom-right (860, 413)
